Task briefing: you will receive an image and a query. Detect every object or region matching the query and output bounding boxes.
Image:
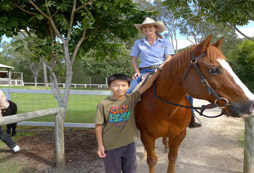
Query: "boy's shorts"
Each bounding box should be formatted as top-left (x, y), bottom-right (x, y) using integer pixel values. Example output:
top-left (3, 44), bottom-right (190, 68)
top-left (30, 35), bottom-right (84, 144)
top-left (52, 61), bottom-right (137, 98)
top-left (103, 142), bottom-right (137, 173)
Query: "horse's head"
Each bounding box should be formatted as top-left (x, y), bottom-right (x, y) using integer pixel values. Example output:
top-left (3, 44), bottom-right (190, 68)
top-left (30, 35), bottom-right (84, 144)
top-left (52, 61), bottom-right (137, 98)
top-left (183, 35), bottom-right (254, 118)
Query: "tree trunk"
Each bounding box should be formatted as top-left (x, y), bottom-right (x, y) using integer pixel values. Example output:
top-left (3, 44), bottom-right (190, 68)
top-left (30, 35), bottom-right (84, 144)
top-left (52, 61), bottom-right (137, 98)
top-left (42, 61), bottom-right (48, 87)
top-left (28, 61), bottom-right (41, 86)
top-left (34, 76), bottom-right (38, 86)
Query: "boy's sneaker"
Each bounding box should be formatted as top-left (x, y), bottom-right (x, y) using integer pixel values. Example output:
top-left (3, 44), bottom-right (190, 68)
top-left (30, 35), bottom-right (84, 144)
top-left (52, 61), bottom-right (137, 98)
top-left (11, 145), bottom-right (20, 153)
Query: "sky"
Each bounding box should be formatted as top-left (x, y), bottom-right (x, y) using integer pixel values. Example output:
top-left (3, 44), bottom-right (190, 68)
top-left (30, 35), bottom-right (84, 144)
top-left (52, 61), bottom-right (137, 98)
top-left (176, 21), bottom-right (254, 49)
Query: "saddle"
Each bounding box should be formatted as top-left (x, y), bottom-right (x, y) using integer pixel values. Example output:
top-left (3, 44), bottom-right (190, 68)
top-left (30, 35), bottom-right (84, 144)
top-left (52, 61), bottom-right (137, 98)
top-left (132, 72), bottom-right (153, 92)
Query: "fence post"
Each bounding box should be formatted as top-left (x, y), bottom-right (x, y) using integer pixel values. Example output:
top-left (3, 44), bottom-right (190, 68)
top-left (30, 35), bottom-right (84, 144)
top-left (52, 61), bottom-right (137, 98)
top-left (244, 117), bottom-right (254, 173)
top-left (55, 107), bottom-right (66, 169)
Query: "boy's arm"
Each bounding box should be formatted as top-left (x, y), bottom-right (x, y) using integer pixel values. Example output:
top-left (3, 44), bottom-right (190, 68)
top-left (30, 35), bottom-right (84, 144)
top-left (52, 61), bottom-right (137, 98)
top-left (95, 124), bottom-right (106, 158)
top-left (138, 69), bottom-right (161, 95)
top-left (138, 55), bottom-right (172, 94)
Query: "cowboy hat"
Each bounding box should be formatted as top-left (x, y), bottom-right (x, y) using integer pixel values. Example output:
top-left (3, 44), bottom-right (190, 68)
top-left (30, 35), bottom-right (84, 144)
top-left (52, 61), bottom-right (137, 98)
top-left (134, 17), bottom-right (166, 33)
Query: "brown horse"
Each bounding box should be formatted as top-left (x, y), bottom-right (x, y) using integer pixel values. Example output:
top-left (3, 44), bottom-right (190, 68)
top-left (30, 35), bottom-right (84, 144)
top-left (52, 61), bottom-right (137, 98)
top-left (135, 35), bottom-right (254, 173)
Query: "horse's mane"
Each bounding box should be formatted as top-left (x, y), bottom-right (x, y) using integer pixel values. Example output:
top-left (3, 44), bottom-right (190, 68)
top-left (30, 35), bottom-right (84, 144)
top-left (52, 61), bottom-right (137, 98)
top-left (163, 44), bottom-right (226, 76)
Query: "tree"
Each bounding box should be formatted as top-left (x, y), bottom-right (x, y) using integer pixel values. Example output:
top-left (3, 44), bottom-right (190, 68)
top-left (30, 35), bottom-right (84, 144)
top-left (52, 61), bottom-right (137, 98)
top-left (1, 39), bottom-right (40, 82)
top-left (164, 0), bottom-right (254, 41)
top-left (1, 0), bottom-right (151, 167)
top-left (152, 0), bottom-right (181, 51)
top-left (0, 0), bottom-right (149, 113)
top-left (228, 39), bottom-right (254, 90)
top-left (82, 45), bottom-right (134, 80)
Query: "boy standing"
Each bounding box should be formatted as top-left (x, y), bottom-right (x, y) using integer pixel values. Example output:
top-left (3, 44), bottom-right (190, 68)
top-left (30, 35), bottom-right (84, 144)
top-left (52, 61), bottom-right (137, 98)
top-left (95, 68), bottom-right (162, 173)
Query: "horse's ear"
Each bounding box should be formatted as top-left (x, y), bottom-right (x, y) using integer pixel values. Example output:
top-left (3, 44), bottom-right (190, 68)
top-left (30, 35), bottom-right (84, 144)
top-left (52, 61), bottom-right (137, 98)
top-left (212, 37), bottom-right (224, 49)
top-left (193, 35), bottom-right (213, 56)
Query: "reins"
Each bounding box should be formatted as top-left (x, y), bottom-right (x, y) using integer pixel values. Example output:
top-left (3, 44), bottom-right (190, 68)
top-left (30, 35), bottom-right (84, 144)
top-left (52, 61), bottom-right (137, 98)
top-left (153, 52), bottom-right (229, 118)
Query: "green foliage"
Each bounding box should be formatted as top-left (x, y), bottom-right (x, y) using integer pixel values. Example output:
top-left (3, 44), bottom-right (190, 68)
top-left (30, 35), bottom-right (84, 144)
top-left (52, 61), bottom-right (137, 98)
top-left (164, 0), bottom-right (254, 26)
top-left (82, 44), bottom-right (134, 79)
top-left (228, 39), bottom-right (254, 91)
top-left (0, 0), bottom-right (151, 55)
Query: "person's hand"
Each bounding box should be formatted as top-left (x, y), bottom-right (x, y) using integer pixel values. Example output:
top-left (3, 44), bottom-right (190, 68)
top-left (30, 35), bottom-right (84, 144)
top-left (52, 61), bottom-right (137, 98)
top-left (132, 72), bottom-right (140, 79)
top-left (97, 145), bottom-right (106, 158)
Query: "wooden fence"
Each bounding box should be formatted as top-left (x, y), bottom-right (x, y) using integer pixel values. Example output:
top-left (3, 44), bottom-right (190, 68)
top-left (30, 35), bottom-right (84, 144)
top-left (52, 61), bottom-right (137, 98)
top-left (0, 107), bottom-right (66, 169)
top-left (244, 117), bottom-right (254, 173)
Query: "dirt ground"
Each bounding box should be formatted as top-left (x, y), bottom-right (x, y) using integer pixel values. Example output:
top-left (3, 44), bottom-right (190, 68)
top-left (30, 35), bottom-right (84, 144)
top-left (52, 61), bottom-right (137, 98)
top-left (0, 99), bottom-right (245, 173)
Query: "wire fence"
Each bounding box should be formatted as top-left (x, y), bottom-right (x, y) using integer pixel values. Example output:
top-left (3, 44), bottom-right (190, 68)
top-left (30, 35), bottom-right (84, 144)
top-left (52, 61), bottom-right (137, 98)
top-left (1, 88), bottom-right (111, 123)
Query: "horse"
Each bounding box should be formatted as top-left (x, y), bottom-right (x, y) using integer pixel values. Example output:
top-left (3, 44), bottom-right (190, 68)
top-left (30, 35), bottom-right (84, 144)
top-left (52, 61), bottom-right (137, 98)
top-left (135, 35), bottom-right (254, 173)
top-left (2, 100), bottom-right (18, 136)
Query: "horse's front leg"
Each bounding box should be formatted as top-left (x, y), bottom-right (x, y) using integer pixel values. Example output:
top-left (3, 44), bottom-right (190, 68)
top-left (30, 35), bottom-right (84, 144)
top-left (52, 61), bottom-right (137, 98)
top-left (140, 131), bottom-right (157, 173)
top-left (167, 129), bottom-right (186, 173)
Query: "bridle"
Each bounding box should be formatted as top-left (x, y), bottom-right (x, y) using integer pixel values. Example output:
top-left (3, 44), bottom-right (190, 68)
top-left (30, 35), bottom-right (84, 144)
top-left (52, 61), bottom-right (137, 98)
top-left (153, 52), bottom-right (229, 118)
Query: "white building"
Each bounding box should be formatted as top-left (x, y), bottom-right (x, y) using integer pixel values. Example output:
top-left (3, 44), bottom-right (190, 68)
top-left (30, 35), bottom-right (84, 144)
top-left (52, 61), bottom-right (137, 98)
top-left (0, 63), bottom-right (24, 86)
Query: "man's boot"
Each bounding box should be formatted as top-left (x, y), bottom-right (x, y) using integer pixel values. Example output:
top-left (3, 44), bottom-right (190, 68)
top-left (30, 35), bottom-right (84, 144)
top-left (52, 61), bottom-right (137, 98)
top-left (189, 113), bottom-right (201, 128)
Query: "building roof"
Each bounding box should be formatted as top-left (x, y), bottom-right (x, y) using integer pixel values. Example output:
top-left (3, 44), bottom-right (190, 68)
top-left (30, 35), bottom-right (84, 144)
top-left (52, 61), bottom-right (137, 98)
top-left (0, 63), bottom-right (14, 70)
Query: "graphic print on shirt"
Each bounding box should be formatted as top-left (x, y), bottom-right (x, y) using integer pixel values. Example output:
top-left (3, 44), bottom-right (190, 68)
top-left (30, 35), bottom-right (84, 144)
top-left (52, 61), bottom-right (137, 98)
top-left (109, 104), bottom-right (130, 127)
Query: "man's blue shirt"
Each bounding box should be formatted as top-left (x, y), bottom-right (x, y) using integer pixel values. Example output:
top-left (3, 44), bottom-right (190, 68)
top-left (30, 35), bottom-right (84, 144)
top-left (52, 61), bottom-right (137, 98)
top-left (130, 37), bottom-right (175, 68)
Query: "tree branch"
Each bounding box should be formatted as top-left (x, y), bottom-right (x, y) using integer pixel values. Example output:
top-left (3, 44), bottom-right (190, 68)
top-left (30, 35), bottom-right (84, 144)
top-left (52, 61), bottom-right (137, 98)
top-left (67, 0), bottom-right (77, 42)
top-left (28, 0), bottom-right (64, 42)
top-left (71, 28), bottom-right (86, 63)
top-left (229, 23), bottom-right (254, 41)
top-left (19, 30), bottom-right (32, 44)
top-left (13, 2), bottom-right (37, 15)
top-left (43, 58), bottom-right (61, 100)
top-left (45, 0), bottom-right (52, 17)
top-left (52, 9), bottom-right (59, 17)
top-left (75, 0), bottom-right (95, 12)
top-left (28, 0), bottom-right (50, 20)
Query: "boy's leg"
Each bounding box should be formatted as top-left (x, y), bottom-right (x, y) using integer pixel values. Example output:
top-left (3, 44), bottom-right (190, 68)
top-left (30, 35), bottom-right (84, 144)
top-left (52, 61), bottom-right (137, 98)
top-left (0, 126), bottom-right (16, 148)
top-left (103, 148), bottom-right (122, 173)
top-left (122, 142), bottom-right (137, 173)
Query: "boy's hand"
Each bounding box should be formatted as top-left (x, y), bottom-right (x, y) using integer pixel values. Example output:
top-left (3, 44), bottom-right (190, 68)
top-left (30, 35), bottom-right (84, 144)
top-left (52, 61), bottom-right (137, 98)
top-left (97, 145), bottom-right (106, 158)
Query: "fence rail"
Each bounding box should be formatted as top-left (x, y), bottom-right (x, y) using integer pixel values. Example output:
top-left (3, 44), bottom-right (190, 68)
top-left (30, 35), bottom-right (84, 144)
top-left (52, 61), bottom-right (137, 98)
top-left (24, 82), bottom-right (108, 88)
top-left (1, 88), bottom-right (111, 101)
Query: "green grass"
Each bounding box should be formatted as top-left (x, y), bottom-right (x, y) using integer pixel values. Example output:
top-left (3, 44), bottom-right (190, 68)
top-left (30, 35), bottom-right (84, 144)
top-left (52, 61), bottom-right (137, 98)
top-left (1, 86), bottom-right (109, 123)
top-left (11, 93), bottom-right (108, 123)
top-left (237, 129), bottom-right (245, 148)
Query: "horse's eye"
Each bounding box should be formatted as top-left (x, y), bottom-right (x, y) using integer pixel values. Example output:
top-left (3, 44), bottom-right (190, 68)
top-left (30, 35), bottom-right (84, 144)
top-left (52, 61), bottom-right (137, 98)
top-left (208, 67), bottom-right (221, 74)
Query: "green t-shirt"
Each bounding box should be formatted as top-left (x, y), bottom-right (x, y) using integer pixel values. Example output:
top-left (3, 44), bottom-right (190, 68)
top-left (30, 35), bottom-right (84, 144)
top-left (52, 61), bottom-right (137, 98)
top-left (94, 91), bottom-right (141, 151)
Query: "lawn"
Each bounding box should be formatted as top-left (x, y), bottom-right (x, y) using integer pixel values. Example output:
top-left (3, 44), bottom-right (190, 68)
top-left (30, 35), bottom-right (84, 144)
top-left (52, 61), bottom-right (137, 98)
top-left (1, 86), bottom-right (109, 123)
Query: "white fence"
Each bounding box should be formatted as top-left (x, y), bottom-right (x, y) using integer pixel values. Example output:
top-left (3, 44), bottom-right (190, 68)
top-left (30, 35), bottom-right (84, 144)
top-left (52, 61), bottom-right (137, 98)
top-left (1, 88), bottom-right (111, 99)
top-left (24, 82), bottom-right (108, 88)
